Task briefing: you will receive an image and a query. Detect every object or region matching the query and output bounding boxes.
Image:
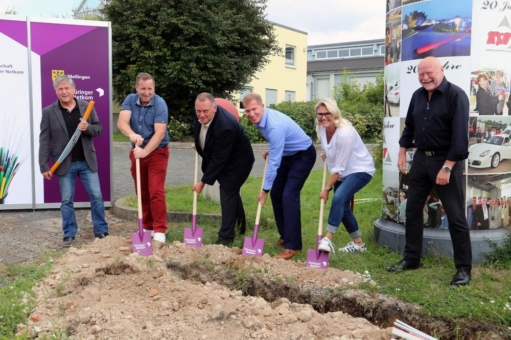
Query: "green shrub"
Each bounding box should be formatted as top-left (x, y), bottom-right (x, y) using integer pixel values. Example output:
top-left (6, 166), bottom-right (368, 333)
top-left (165, 71), bottom-right (384, 144)
top-left (239, 114), bottom-right (266, 143)
top-left (271, 101), bottom-right (318, 141)
top-left (484, 229), bottom-right (511, 269)
top-left (333, 71), bottom-right (384, 141)
top-left (167, 116), bottom-right (192, 141)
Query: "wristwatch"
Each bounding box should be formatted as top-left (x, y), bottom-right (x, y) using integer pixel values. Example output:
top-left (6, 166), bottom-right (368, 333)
top-left (442, 165), bottom-right (452, 173)
top-left (324, 186), bottom-right (332, 192)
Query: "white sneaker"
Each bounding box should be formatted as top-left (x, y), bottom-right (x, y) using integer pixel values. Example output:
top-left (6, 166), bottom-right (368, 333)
top-left (143, 229), bottom-right (155, 237)
top-left (153, 232), bottom-right (166, 243)
top-left (318, 237), bottom-right (335, 254)
top-left (339, 241), bottom-right (367, 253)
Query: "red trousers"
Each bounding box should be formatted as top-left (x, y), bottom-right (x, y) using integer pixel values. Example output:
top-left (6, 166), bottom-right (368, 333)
top-left (129, 147), bottom-right (169, 233)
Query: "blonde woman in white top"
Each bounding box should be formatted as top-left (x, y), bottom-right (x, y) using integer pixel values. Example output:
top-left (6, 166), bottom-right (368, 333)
top-left (315, 98), bottom-right (376, 253)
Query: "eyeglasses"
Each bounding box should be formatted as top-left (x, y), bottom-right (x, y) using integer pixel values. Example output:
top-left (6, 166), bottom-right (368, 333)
top-left (316, 112), bottom-right (332, 118)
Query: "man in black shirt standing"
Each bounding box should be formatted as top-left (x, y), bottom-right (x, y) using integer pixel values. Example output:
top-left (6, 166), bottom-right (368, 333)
top-left (39, 75), bottom-right (109, 248)
top-left (387, 57), bottom-right (472, 286)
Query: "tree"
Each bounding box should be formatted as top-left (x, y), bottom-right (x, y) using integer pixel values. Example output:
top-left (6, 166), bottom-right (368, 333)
top-left (3, 7), bottom-right (18, 15)
top-left (405, 10), bottom-right (427, 29)
top-left (102, 0), bottom-right (280, 121)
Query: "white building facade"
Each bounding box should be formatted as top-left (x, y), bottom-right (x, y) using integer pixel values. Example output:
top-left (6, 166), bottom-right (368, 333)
top-left (307, 39), bottom-right (385, 101)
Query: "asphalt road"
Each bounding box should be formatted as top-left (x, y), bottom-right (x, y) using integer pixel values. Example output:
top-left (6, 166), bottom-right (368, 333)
top-left (112, 142), bottom-right (325, 203)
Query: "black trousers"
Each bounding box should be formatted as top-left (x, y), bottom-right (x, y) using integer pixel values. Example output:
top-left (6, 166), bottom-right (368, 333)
top-left (271, 144), bottom-right (316, 250)
top-left (218, 189), bottom-right (245, 240)
top-left (405, 150), bottom-right (472, 270)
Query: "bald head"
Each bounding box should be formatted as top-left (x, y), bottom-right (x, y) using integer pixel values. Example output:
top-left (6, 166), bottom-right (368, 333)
top-left (418, 57), bottom-right (444, 94)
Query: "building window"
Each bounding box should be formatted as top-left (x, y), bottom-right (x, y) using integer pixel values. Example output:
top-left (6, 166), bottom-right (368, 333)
top-left (362, 47), bottom-right (373, 55)
top-left (316, 51), bottom-right (326, 59)
top-left (239, 87), bottom-right (252, 109)
top-left (380, 45), bottom-right (385, 55)
top-left (315, 78), bottom-right (330, 100)
top-left (338, 49), bottom-right (349, 57)
top-left (284, 91), bottom-right (296, 103)
top-left (285, 45), bottom-right (295, 66)
top-left (266, 89), bottom-right (278, 106)
top-left (350, 48), bottom-right (361, 56)
top-left (327, 50), bottom-right (337, 58)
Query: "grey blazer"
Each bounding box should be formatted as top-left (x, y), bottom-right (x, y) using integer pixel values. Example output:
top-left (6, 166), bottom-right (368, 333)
top-left (39, 99), bottom-right (103, 176)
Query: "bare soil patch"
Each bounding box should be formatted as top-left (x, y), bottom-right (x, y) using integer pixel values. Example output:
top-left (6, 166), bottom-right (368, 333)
top-left (24, 236), bottom-right (391, 339)
top-left (1, 210), bottom-right (508, 339)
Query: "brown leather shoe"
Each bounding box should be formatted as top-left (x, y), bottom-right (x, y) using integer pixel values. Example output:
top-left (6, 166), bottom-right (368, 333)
top-left (275, 238), bottom-right (285, 247)
top-left (274, 249), bottom-right (301, 260)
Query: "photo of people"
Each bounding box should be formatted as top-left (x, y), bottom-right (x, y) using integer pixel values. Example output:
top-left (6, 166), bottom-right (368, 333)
top-left (387, 0), bottom-right (402, 13)
top-left (467, 174), bottom-right (511, 229)
top-left (468, 117), bottom-right (511, 174)
top-left (401, 0), bottom-right (472, 61)
top-left (386, 8), bottom-right (402, 65)
top-left (382, 169), bottom-right (400, 223)
top-left (470, 69), bottom-right (509, 116)
top-left (398, 168), bottom-right (448, 229)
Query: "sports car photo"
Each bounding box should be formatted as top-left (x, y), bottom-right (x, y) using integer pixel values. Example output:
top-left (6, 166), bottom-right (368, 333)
top-left (468, 134), bottom-right (511, 168)
top-left (387, 86), bottom-right (400, 104)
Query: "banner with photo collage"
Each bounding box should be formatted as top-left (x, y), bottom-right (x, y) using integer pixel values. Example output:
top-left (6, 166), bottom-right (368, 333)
top-left (383, 0), bottom-right (511, 231)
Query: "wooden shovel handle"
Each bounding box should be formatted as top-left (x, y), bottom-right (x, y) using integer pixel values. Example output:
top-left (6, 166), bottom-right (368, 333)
top-left (254, 157), bottom-right (269, 225)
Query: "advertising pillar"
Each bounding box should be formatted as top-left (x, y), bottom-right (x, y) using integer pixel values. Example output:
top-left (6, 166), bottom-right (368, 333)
top-left (378, 0), bottom-right (511, 263)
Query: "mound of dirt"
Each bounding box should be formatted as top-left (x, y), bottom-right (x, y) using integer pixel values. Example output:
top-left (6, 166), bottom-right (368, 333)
top-left (23, 236), bottom-right (392, 339)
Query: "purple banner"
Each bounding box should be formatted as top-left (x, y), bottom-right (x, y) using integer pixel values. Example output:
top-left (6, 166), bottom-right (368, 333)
top-left (34, 22), bottom-right (111, 204)
top-left (0, 19), bottom-right (27, 47)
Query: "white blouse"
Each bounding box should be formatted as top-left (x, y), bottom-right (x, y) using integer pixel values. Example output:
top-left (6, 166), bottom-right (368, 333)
top-left (320, 125), bottom-right (375, 180)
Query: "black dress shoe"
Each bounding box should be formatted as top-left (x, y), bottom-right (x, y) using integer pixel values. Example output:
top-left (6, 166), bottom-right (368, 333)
top-left (94, 233), bottom-right (109, 239)
top-left (62, 236), bottom-right (76, 248)
top-left (386, 259), bottom-right (420, 272)
top-left (450, 269), bottom-right (471, 286)
top-left (215, 237), bottom-right (234, 246)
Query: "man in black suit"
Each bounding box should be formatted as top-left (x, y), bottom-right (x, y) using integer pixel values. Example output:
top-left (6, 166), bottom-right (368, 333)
top-left (473, 197), bottom-right (489, 230)
top-left (192, 93), bottom-right (255, 245)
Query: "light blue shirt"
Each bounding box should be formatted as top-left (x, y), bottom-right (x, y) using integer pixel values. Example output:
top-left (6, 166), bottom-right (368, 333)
top-left (256, 107), bottom-right (312, 190)
top-left (121, 93), bottom-right (169, 149)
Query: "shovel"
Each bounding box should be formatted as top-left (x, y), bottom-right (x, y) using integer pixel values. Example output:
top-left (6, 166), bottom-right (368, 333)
top-left (184, 152), bottom-right (204, 247)
top-left (131, 156), bottom-right (153, 256)
top-left (306, 160), bottom-right (329, 269)
top-left (242, 157), bottom-right (269, 257)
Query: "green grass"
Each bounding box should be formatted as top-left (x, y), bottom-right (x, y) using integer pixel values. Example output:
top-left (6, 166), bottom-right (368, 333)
top-left (113, 131), bottom-right (130, 142)
top-left (2, 166), bottom-right (511, 338)
top-left (0, 255), bottom-right (57, 339)
top-left (142, 166), bottom-right (511, 327)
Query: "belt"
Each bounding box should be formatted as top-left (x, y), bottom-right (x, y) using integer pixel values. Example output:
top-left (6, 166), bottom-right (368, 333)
top-left (422, 150), bottom-right (448, 157)
top-left (284, 144), bottom-right (314, 158)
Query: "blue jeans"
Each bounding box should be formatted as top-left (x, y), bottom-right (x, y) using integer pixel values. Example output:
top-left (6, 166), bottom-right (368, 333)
top-left (58, 161), bottom-right (108, 238)
top-left (326, 172), bottom-right (373, 238)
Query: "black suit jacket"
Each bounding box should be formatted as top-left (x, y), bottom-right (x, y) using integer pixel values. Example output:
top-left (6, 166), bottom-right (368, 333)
top-left (194, 105), bottom-right (255, 194)
top-left (476, 87), bottom-right (499, 116)
top-left (39, 99), bottom-right (102, 176)
top-left (473, 205), bottom-right (489, 230)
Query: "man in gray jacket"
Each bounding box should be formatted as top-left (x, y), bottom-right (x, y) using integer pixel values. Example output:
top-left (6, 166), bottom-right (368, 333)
top-left (39, 75), bottom-right (109, 247)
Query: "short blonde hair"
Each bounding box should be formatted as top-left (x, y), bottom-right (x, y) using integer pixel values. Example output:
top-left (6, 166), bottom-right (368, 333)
top-left (242, 93), bottom-right (263, 106)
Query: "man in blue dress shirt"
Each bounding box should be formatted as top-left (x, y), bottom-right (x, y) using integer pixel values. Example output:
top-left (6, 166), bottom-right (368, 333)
top-left (242, 93), bottom-right (316, 260)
